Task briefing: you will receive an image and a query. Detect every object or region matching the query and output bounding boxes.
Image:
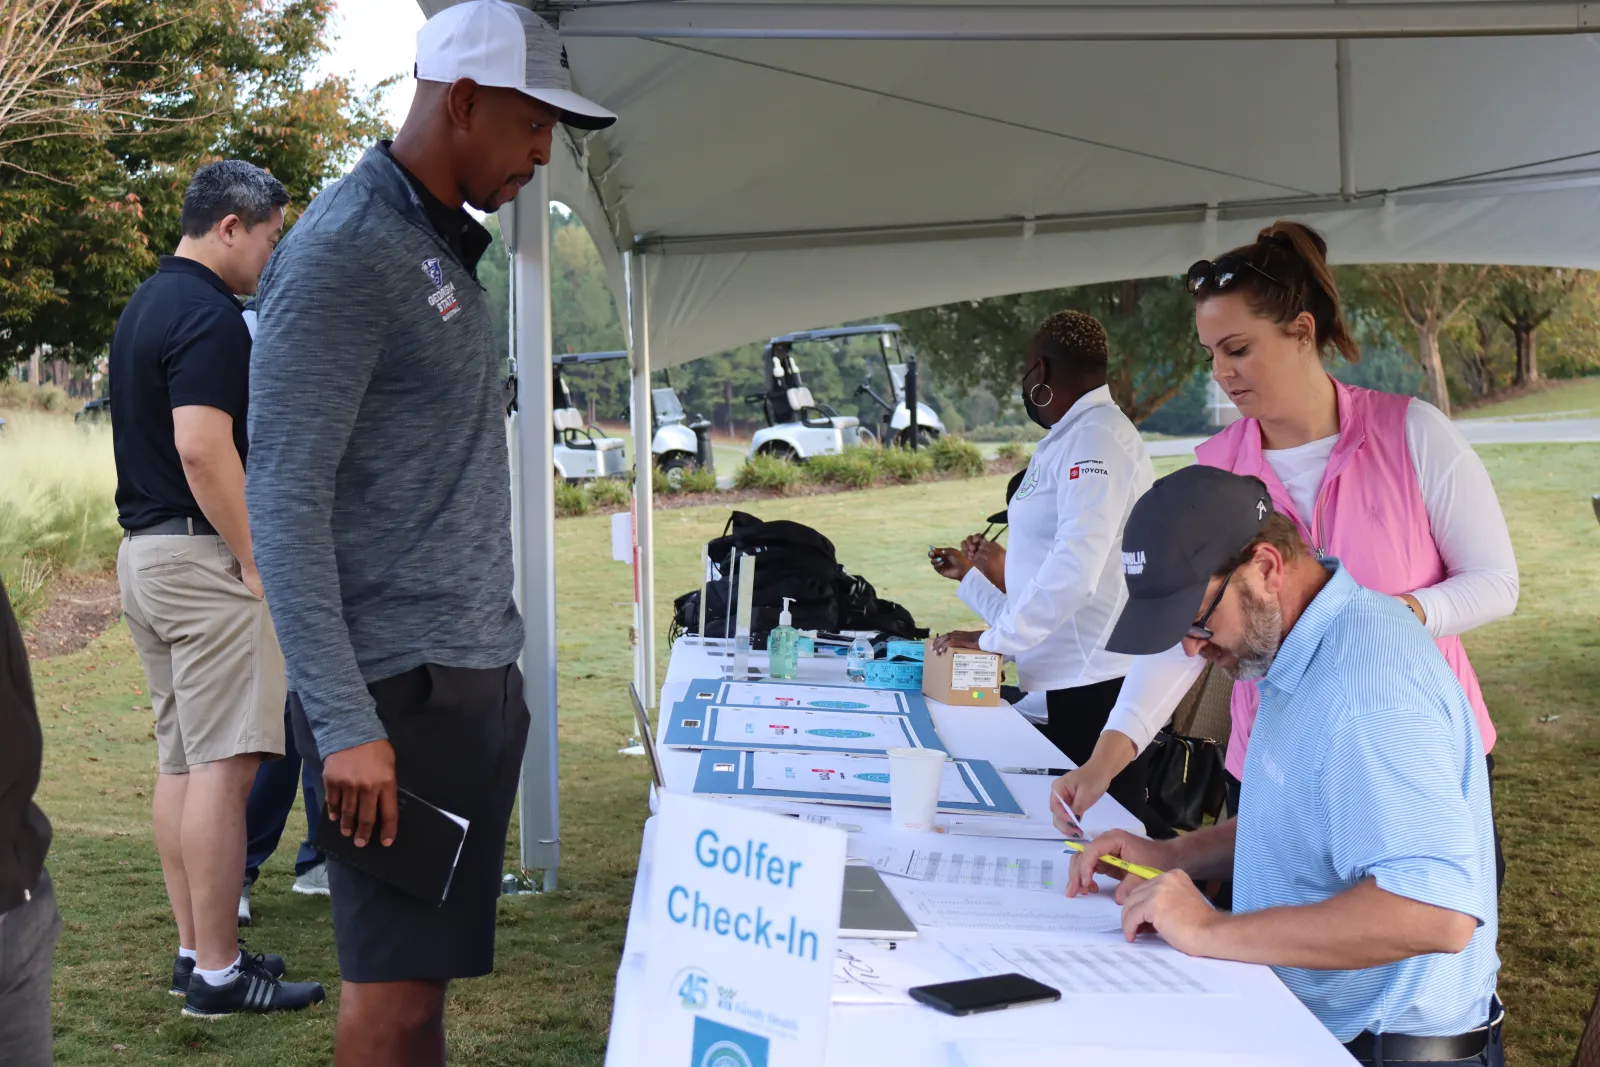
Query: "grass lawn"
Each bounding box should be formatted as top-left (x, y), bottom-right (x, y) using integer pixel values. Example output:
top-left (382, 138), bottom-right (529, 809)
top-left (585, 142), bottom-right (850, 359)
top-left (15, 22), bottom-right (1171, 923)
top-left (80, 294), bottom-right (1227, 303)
top-left (31, 444), bottom-right (1600, 1065)
top-left (1458, 375), bottom-right (1600, 420)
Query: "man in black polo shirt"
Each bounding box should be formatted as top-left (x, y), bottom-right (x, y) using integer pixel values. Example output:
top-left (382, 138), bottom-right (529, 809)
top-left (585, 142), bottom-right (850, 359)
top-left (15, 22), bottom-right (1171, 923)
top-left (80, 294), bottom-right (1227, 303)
top-left (110, 159), bottom-right (323, 1017)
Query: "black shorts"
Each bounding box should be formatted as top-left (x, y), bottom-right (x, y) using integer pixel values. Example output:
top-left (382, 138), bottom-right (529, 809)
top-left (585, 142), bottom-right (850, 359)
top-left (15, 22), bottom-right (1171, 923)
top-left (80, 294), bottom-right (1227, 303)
top-left (290, 662), bottom-right (530, 983)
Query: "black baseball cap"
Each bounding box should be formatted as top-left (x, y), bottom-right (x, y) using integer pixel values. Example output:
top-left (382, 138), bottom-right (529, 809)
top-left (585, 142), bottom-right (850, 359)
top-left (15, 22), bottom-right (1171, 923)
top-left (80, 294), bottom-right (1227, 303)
top-left (986, 469), bottom-right (1028, 526)
top-left (1106, 466), bottom-right (1274, 655)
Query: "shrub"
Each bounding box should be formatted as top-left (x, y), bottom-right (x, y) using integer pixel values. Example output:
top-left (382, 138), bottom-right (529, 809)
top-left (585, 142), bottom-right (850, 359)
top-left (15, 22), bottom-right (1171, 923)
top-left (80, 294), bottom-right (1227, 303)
top-left (676, 467), bottom-right (719, 494)
top-left (0, 414), bottom-right (122, 582)
top-left (4, 557), bottom-right (54, 628)
top-left (925, 435), bottom-right (985, 478)
top-left (803, 448), bottom-right (879, 489)
top-left (734, 453), bottom-right (802, 494)
top-left (877, 446), bottom-right (933, 484)
top-left (554, 479), bottom-right (590, 517)
top-left (0, 379), bottom-right (74, 414)
top-left (586, 477), bottom-right (631, 509)
top-left (995, 441), bottom-right (1030, 464)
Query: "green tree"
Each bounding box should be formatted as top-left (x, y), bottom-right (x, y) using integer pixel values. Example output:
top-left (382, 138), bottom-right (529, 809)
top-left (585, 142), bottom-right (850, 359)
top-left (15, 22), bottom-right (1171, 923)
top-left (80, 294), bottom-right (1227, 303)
top-left (0, 0), bottom-right (389, 368)
top-left (898, 277), bottom-right (1205, 423)
top-left (1342, 264), bottom-right (1494, 418)
top-left (1489, 266), bottom-right (1581, 386)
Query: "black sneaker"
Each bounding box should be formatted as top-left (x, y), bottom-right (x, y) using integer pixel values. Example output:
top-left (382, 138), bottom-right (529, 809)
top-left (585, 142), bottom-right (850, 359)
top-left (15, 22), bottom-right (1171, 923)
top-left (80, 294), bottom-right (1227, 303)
top-left (182, 952), bottom-right (323, 1018)
top-left (169, 946), bottom-right (286, 997)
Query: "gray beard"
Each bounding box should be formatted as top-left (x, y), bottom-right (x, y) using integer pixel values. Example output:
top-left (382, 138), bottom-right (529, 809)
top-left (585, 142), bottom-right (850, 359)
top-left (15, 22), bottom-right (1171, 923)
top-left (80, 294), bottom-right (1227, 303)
top-left (1221, 590), bottom-right (1284, 682)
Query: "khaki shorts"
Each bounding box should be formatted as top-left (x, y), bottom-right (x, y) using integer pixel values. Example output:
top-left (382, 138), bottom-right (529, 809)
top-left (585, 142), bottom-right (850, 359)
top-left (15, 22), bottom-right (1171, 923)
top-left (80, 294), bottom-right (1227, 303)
top-left (117, 534), bottom-right (286, 774)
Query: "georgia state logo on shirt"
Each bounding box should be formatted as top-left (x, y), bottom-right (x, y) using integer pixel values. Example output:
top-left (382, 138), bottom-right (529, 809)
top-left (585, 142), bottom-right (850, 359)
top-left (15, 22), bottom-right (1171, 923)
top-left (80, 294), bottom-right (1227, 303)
top-left (420, 257), bottom-right (461, 322)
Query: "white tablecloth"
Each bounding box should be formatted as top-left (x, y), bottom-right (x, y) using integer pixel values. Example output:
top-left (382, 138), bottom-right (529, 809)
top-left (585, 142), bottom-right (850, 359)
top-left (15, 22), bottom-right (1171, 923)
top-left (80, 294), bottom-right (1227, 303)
top-left (604, 638), bottom-right (1356, 1066)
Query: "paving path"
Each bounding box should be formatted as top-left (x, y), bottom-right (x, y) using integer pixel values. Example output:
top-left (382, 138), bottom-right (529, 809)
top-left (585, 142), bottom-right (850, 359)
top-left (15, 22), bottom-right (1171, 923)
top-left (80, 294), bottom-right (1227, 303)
top-left (1143, 417), bottom-right (1600, 458)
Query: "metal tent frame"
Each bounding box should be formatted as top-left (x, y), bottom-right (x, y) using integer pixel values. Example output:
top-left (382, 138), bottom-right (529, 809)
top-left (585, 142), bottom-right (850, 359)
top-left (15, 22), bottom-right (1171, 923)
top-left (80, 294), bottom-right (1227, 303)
top-left (416, 0), bottom-right (1595, 889)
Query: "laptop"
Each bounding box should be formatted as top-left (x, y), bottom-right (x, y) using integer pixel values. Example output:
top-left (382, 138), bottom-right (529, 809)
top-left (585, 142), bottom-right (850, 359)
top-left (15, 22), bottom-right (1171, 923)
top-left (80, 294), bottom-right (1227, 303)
top-left (838, 865), bottom-right (918, 940)
top-left (628, 683), bottom-right (666, 790)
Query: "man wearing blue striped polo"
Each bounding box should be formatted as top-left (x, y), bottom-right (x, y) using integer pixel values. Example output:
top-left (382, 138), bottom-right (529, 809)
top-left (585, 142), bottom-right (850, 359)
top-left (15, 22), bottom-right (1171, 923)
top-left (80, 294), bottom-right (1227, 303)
top-left (1068, 465), bottom-right (1501, 1067)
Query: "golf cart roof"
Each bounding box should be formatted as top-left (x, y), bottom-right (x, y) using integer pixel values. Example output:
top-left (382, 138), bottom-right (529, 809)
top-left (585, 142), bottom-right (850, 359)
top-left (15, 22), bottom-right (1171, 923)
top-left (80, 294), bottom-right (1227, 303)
top-left (769, 325), bottom-right (900, 346)
top-left (553, 351), bottom-right (628, 366)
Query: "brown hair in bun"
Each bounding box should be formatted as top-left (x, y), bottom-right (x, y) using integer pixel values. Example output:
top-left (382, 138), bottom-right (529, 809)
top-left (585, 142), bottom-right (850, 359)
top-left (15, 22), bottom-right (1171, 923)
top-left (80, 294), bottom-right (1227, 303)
top-left (1200, 220), bottom-right (1360, 364)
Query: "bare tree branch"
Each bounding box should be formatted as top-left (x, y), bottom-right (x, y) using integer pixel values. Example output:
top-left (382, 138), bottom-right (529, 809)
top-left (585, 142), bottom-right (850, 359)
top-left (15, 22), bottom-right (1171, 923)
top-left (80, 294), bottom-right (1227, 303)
top-left (0, 0), bottom-right (221, 149)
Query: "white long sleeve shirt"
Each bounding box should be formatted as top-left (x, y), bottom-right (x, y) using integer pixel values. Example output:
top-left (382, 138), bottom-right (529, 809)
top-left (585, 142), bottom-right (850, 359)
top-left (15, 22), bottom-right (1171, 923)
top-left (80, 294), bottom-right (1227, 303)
top-left (1102, 399), bottom-right (1520, 753)
top-left (964, 385), bottom-right (1155, 693)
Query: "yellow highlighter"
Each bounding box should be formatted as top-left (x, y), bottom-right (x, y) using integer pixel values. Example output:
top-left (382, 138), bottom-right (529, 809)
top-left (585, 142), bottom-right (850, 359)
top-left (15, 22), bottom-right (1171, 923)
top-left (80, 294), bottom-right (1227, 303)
top-left (1062, 839), bottom-right (1165, 881)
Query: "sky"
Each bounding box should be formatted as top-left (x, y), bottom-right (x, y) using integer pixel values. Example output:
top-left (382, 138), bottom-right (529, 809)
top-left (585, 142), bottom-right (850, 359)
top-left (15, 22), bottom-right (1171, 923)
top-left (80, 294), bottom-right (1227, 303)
top-left (314, 0), bottom-right (427, 132)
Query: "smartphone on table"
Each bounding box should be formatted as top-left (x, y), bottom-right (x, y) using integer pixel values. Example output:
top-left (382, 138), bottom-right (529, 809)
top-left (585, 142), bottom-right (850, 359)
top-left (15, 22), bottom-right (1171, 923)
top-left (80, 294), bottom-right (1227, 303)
top-left (909, 973), bottom-right (1060, 1016)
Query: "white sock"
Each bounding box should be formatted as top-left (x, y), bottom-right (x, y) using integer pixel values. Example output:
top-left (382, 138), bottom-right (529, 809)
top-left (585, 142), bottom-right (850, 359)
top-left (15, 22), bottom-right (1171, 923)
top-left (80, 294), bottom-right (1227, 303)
top-left (177, 947), bottom-right (197, 962)
top-left (194, 952), bottom-right (242, 987)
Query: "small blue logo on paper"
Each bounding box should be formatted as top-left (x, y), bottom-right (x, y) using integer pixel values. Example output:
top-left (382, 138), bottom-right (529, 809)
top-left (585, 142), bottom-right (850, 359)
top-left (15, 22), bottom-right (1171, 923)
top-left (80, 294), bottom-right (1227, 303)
top-left (807, 728), bottom-right (872, 739)
top-left (854, 772), bottom-right (891, 784)
top-left (808, 700), bottom-right (869, 710)
top-left (691, 1017), bottom-right (768, 1067)
top-left (421, 257), bottom-right (444, 288)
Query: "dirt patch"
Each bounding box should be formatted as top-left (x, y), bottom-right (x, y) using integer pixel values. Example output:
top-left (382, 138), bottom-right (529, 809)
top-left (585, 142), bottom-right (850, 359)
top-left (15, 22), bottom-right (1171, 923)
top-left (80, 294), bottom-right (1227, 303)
top-left (24, 570), bottom-right (122, 660)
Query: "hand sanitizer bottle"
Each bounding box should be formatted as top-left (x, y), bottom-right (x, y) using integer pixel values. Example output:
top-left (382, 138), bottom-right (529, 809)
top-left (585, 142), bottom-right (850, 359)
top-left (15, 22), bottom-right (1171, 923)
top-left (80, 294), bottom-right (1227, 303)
top-left (768, 597), bottom-right (800, 680)
top-left (846, 634), bottom-right (873, 682)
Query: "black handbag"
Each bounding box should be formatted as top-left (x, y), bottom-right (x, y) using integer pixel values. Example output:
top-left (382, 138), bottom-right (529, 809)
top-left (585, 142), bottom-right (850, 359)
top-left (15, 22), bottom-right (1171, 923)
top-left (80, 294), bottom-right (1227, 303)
top-left (1141, 661), bottom-right (1233, 832)
top-left (1144, 729), bottom-right (1228, 833)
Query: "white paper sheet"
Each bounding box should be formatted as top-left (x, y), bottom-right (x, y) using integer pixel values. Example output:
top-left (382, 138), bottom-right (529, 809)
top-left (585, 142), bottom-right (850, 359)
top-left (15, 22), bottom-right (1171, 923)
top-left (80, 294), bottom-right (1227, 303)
top-left (831, 944), bottom-right (944, 1005)
top-left (714, 681), bottom-right (907, 713)
top-left (943, 941), bottom-right (1236, 997)
top-left (870, 844), bottom-right (1063, 893)
top-left (891, 883), bottom-right (1123, 934)
top-left (712, 707), bottom-right (918, 749)
top-left (752, 752), bottom-right (981, 805)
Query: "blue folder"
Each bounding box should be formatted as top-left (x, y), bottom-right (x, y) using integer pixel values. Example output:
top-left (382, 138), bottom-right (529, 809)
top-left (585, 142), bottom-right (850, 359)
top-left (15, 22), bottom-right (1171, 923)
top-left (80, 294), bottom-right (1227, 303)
top-left (691, 750), bottom-right (1026, 817)
top-left (663, 678), bottom-right (944, 756)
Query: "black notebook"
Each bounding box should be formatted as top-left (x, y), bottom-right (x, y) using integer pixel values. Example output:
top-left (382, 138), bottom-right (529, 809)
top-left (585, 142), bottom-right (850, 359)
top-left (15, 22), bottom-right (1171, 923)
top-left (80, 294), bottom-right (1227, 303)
top-left (314, 789), bottom-right (469, 904)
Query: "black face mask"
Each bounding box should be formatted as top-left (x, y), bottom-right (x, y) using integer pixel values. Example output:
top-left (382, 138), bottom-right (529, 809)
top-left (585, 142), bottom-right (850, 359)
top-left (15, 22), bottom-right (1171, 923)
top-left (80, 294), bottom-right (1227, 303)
top-left (1021, 360), bottom-right (1051, 429)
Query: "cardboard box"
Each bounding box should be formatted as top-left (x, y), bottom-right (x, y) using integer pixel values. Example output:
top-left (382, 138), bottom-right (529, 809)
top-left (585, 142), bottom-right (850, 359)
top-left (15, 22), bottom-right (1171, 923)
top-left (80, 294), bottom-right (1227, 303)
top-left (921, 639), bottom-right (1003, 706)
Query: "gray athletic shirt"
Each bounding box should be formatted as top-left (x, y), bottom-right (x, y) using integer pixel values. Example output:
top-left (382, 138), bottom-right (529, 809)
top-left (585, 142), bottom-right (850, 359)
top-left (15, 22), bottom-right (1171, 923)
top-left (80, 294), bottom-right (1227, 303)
top-left (246, 145), bottom-right (523, 759)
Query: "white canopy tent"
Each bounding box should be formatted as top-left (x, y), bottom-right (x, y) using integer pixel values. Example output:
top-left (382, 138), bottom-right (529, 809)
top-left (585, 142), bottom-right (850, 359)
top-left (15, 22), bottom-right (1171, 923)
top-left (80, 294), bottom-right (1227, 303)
top-left (418, 0), bottom-right (1600, 887)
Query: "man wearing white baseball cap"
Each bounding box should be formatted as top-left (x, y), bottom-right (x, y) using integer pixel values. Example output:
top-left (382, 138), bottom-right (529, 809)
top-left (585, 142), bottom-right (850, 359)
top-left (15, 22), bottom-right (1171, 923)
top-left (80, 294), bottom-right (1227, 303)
top-left (247, 2), bottom-right (614, 1063)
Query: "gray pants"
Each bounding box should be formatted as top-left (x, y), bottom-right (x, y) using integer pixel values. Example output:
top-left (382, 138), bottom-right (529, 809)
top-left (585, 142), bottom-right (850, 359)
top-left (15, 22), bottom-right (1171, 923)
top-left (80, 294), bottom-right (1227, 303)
top-left (0, 868), bottom-right (59, 1067)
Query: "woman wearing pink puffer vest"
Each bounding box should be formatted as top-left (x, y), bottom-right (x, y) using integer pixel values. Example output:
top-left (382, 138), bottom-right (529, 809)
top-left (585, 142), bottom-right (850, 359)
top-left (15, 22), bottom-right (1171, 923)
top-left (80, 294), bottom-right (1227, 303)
top-left (1053, 221), bottom-right (1518, 888)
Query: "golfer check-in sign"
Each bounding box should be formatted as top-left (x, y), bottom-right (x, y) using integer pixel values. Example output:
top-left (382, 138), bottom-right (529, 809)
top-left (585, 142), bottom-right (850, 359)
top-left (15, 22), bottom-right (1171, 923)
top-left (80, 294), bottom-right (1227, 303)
top-left (642, 793), bottom-right (846, 1067)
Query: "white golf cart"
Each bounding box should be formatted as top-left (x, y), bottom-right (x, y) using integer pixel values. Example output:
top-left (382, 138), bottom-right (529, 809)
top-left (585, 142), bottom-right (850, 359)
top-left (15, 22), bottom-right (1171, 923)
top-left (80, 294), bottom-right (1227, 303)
top-left (559, 351), bottom-right (716, 486)
top-left (552, 353), bottom-right (627, 483)
top-left (746, 325), bottom-right (943, 461)
top-left (853, 324), bottom-right (945, 448)
top-left (649, 378), bottom-right (716, 485)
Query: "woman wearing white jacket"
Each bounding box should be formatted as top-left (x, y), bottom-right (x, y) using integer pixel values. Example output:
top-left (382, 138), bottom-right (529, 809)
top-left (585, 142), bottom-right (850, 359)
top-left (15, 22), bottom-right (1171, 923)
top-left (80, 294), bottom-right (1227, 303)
top-left (930, 311), bottom-right (1165, 834)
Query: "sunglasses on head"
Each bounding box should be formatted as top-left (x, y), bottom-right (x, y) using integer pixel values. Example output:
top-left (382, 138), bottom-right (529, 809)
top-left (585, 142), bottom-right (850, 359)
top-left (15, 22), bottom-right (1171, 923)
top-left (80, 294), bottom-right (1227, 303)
top-left (1186, 254), bottom-right (1281, 296)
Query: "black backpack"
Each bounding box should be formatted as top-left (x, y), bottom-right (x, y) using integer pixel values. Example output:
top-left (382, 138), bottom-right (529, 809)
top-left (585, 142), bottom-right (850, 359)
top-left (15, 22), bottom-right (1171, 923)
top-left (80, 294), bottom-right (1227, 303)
top-left (673, 511), bottom-right (922, 648)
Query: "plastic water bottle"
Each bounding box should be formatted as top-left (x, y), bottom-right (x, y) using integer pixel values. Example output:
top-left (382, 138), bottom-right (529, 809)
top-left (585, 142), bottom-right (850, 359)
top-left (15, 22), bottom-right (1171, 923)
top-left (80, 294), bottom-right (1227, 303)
top-left (846, 635), bottom-right (873, 682)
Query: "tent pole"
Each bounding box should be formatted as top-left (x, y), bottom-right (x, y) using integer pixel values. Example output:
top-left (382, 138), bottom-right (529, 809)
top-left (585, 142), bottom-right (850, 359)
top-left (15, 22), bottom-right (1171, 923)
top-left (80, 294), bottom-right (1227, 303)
top-left (628, 252), bottom-right (659, 708)
top-left (512, 168), bottom-right (561, 892)
top-left (1336, 0), bottom-right (1356, 199)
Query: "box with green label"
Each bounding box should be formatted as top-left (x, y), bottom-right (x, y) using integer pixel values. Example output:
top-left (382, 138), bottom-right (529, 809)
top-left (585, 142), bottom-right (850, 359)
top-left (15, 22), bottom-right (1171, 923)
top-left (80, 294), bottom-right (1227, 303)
top-left (920, 639), bottom-right (1003, 707)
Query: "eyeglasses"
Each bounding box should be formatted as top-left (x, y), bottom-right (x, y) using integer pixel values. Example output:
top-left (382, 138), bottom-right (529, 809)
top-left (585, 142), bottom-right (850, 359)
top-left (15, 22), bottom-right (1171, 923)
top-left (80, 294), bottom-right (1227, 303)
top-left (1185, 254), bottom-right (1280, 296)
top-left (1186, 568), bottom-right (1236, 642)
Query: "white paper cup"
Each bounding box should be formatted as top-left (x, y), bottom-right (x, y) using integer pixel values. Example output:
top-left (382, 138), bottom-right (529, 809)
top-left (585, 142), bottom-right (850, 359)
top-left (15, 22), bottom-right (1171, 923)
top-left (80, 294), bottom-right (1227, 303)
top-left (887, 747), bottom-right (947, 831)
